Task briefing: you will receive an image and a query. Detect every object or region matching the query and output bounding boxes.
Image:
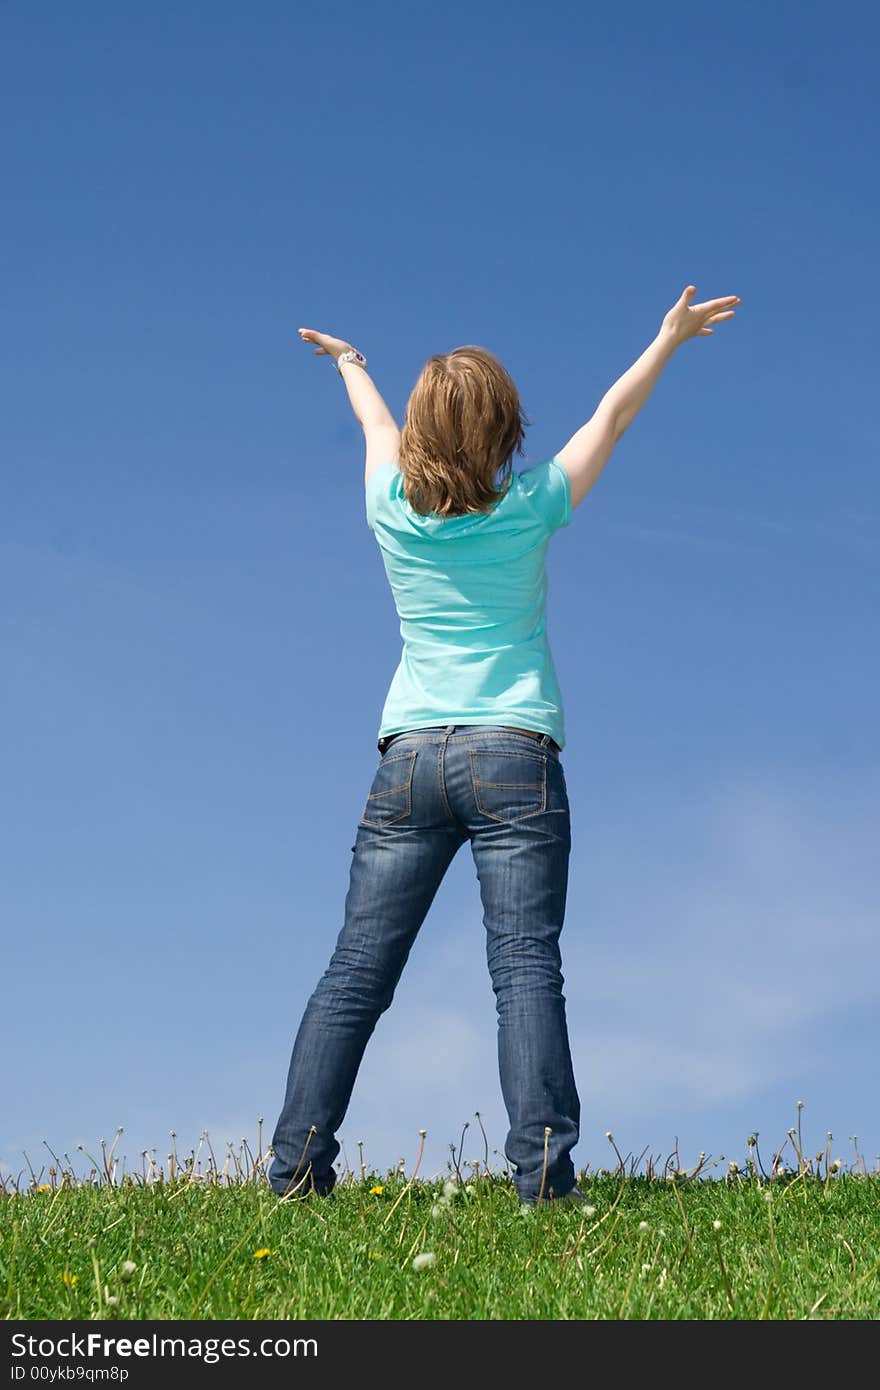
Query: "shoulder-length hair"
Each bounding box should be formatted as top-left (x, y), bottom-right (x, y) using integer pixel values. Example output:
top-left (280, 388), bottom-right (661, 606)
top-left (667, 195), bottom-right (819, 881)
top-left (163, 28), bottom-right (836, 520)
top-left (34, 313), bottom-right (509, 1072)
top-left (398, 346), bottom-right (529, 517)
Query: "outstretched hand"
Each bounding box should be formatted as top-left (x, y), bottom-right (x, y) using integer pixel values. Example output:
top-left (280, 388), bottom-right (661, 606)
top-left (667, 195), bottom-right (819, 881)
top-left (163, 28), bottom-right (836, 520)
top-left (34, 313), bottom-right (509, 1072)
top-left (298, 328), bottom-right (353, 362)
top-left (662, 285), bottom-right (740, 344)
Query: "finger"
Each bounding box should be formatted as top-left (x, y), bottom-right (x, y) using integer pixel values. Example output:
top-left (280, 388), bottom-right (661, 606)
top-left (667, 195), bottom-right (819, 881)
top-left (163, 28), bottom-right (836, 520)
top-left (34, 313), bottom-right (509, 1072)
top-left (698, 327), bottom-right (714, 335)
top-left (705, 310), bottom-right (736, 322)
top-left (696, 296), bottom-right (740, 312)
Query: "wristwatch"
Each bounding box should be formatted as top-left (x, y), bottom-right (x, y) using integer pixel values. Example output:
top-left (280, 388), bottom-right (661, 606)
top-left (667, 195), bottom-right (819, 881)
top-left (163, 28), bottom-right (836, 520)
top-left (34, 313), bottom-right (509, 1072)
top-left (335, 348), bottom-right (367, 374)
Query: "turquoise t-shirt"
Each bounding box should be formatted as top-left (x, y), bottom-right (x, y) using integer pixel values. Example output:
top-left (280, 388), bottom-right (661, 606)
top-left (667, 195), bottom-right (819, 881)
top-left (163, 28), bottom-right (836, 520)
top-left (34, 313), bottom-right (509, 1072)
top-left (366, 456), bottom-right (572, 749)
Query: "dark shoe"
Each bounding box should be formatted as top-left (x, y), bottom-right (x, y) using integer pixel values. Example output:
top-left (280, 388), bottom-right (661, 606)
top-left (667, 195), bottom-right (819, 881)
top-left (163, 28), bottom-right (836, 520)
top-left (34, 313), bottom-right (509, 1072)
top-left (520, 1186), bottom-right (590, 1208)
top-left (272, 1178), bottom-right (336, 1201)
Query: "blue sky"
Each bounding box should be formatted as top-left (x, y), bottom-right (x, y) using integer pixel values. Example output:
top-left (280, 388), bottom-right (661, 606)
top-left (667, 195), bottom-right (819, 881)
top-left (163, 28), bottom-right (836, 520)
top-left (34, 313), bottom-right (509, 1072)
top-left (3, 0), bottom-right (878, 1185)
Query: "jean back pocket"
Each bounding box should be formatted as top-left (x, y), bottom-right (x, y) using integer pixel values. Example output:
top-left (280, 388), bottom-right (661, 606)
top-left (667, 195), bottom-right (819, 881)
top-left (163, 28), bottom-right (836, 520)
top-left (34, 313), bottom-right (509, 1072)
top-left (469, 748), bottom-right (547, 823)
top-left (360, 749), bottom-right (417, 826)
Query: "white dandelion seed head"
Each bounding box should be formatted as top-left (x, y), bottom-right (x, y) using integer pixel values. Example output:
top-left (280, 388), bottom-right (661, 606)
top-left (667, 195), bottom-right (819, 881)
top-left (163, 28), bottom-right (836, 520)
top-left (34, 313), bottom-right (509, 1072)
top-left (831, 1159), bottom-right (842, 1172)
top-left (713, 1219), bottom-right (722, 1231)
top-left (605, 1131), bottom-right (613, 1139)
top-left (584, 1205), bottom-right (597, 1217)
top-left (763, 1191), bottom-right (773, 1203)
top-left (638, 1220), bottom-right (650, 1231)
top-left (120, 1261), bottom-right (137, 1279)
top-left (776, 1165), bottom-right (786, 1176)
top-left (728, 1160), bottom-right (738, 1171)
top-left (442, 1179), bottom-right (458, 1200)
top-left (430, 1204), bottom-right (444, 1220)
top-left (412, 1252), bottom-right (436, 1272)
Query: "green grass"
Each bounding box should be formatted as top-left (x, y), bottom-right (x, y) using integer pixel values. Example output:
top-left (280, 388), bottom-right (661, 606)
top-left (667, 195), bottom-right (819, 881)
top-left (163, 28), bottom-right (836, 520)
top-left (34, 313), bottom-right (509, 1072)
top-left (3, 1160), bottom-right (879, 1320)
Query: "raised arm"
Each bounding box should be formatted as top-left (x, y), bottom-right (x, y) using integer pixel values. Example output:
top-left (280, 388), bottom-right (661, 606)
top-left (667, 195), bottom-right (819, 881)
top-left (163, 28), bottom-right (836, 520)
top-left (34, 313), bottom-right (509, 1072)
top-left (555, 285), bottom-right (740, 510)
top-left (297, 328), bottom-right (401, 484)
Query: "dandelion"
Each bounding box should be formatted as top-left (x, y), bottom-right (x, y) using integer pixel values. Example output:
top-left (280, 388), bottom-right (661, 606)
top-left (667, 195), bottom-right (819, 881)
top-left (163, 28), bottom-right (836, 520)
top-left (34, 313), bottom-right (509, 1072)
top-left (763, 1191), bottom-right (773, 1204)
top-left (120, 1261), bottom-right (137, 1280)
top-left (728, 1160), bottom-right (738, 1172)
top-left (253, 1248), bottom-right (275, 1260)
top-left (36, 1184), bottom-right (51, 1193)
top-left (412, 1252), bottom-right (436, 1272)
top-left (584, 1205), bottom-right (597, 1217)
top-left (776, 1165), bottom-right (786, 1177)
top-left (103, 1286), bottom-right (118, 1308)
top-left (442, 1179), bottom-right (458, 1201)
top-left (641, 1262), bottom-right (652, 1275)
top-left (369, 1185), bottom-right (384, 1195)
top-left (658, 1267), bottom-right (668, 1290)
top-left (638, 1220), bottom-right (650, 1231)
top-left (831, 1159), bottom-right (842, 1173)
top-left (61, 1271), bottom-right (77, 1286)
top-left (431, 1204), bottom-right (445, 1220)
top-left (713, 1219), bottom-right (722, 1231)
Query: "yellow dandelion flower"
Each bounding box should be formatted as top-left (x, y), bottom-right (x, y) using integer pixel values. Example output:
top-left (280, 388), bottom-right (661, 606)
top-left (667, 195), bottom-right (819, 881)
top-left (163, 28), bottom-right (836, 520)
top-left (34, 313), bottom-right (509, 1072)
top-left (253, 1248), bottom-right (275, 1260)
top-left (36, 1184), bottom-right (52, 1193)
top-left (369, 1185), bottom-right (384, 1195)
top-left (61, 1271), bottom-right (77, 1286)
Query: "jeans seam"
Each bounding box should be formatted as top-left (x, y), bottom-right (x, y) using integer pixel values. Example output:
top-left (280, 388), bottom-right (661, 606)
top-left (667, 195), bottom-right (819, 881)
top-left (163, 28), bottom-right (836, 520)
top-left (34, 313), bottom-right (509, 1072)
top-left (437, 733), bottom-right (455, 823)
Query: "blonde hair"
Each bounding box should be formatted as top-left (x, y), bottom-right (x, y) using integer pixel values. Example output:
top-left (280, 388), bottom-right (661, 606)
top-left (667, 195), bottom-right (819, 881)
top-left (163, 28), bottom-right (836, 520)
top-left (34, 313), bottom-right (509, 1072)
top-left (398, 346), bottom-right (529, 518)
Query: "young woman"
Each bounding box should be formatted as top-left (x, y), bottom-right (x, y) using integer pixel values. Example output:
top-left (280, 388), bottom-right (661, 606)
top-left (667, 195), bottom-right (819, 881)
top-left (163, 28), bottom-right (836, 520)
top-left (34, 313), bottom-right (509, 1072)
top-left (269, 284), bottom-right (740, 1205)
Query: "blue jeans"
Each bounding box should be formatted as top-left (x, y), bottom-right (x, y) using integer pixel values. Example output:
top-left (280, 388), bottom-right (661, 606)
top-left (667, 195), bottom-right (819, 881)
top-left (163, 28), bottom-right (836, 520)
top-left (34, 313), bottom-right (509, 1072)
top-left (269, 725), bottom-right (580, 1202)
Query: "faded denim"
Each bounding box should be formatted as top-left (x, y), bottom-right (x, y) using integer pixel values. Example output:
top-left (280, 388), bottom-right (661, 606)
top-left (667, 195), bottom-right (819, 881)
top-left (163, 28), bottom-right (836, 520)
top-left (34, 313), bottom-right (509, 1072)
top-left (269, 725), bottom-right (580, 1202)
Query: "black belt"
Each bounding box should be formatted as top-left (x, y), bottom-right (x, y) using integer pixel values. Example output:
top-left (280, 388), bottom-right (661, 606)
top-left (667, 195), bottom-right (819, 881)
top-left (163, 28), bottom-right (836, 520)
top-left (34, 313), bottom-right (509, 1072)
top-left (378, 726), bottom-right (560, 755)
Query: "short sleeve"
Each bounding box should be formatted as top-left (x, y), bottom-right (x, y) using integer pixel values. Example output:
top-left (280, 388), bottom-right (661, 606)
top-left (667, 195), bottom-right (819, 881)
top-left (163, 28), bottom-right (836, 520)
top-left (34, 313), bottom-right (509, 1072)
top-left (518, 457), bottom-right (572, 534)
top-left (365, 460), bottom-right (401, 530)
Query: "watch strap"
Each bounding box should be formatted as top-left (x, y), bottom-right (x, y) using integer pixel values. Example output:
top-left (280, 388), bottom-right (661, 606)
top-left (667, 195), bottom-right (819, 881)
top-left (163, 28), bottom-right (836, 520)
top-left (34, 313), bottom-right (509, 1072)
top-left (335, 348), bottom-right (367, 374)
